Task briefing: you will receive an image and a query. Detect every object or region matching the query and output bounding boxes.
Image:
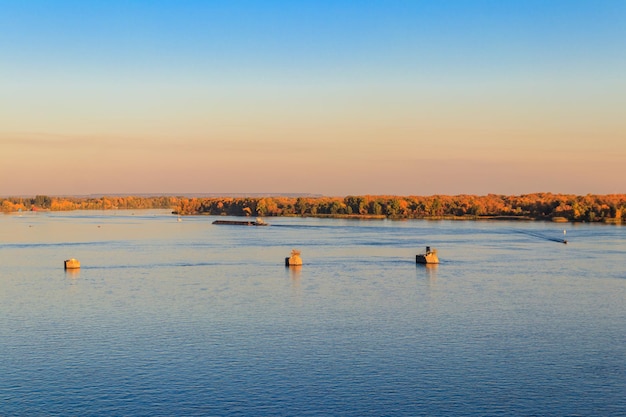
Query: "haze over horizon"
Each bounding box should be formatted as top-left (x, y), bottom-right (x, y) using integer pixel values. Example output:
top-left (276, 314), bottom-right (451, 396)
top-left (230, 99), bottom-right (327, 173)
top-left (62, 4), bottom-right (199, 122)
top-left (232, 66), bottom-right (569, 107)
top-left (2, 1), bottom-right (625, 197)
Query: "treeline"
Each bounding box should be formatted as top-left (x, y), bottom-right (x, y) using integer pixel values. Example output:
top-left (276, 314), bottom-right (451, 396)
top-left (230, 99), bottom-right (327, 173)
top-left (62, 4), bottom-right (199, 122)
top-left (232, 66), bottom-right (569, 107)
top-left (2, 193), bottom-right (625, 223)
top-left (175, 193), bottom-right (626, 223)
top-left (0, 195), bottom-right (179, 212)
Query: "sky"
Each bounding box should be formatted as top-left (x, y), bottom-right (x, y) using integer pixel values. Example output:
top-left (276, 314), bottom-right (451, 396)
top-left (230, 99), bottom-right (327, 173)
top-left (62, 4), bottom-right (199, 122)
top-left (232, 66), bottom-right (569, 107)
top-left (2, 0), bottom-right (625, 197)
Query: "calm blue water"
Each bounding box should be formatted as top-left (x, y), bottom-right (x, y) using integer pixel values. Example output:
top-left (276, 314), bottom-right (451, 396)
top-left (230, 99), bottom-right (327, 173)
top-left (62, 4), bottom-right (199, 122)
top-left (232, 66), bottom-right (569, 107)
top-left (1, 210), bottom-right (625, 416)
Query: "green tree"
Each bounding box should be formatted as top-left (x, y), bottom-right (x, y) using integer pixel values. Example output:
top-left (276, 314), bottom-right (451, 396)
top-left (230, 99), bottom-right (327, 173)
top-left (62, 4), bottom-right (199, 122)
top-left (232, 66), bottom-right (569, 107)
top-left (34, 195), bottom-right (51, 209)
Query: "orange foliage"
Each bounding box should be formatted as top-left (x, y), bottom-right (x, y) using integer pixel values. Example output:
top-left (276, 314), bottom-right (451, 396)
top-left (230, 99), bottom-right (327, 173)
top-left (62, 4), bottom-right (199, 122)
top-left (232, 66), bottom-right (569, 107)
top-left (2, 193), bottom-right (626, 223)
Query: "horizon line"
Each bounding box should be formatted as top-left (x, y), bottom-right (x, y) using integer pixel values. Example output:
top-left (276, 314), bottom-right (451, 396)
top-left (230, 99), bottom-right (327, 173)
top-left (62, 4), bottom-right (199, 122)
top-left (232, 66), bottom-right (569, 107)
top-left (2, 191), bottom-right (625, 199)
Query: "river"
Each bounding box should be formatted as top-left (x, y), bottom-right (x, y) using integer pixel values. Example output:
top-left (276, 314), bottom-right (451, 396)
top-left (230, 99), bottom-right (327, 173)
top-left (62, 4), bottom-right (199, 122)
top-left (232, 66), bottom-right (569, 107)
top-left (1, 210), bottom-right (624, 416)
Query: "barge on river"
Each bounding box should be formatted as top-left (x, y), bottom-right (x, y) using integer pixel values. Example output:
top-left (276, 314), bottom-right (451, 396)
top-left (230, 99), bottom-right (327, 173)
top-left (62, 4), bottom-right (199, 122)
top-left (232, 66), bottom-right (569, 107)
top-left (212, 218), bottom-right (269, 226)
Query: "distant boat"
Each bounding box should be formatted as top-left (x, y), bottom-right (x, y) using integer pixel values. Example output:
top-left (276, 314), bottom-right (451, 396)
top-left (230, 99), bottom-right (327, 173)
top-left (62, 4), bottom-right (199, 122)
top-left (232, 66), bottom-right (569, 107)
top-left (416, 246), bottom-right (439, 264)
top-left (212, 217), bottom-right (269, 226)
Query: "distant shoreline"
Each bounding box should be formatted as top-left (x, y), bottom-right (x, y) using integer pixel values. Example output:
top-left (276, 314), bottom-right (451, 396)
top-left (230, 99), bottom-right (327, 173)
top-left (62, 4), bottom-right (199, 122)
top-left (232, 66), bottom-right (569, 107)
top-left (2, 193), bottom-right (624, 224)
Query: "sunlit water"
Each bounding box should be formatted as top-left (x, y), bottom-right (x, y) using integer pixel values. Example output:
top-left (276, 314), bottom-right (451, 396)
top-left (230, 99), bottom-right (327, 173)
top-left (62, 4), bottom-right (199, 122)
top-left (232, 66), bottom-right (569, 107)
top-left (1, 210), bottom-right (624, 416)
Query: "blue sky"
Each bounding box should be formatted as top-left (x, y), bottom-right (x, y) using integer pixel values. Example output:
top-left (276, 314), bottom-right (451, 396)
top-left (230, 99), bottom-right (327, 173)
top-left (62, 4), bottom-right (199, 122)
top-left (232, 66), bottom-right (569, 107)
top-left (6, 1), bottom-right (623, 80)
top-left (2, 1), bottom-right (625, 196)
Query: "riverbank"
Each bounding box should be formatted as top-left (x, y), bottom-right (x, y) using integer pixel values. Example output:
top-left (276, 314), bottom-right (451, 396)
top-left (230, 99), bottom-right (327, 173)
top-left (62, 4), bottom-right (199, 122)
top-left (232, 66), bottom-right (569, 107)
top-left (3, 193), bottom-right (625, 224)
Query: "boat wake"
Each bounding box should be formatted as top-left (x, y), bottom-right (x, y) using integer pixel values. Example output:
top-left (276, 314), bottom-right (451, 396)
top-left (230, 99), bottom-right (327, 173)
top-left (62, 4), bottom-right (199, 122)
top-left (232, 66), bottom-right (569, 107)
top-left (513, 229), bottom-right (568, 244)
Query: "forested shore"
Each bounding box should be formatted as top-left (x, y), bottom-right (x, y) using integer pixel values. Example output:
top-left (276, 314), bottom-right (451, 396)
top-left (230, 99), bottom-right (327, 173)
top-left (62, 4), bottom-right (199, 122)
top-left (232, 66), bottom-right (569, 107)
top-left (2, 193), bottom-right (625, 223)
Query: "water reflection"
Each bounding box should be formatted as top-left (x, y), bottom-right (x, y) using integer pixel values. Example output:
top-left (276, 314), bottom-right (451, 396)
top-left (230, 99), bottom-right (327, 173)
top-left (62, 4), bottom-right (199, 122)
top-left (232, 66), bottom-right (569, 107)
top-left (64, 269), bottom-right (80, 279)
top-left (417, 263), bottom-right (438, 285)
top-left (285, 265), bottom-right (302, 303)
top-left (287, 264), bottom-right (302, 278)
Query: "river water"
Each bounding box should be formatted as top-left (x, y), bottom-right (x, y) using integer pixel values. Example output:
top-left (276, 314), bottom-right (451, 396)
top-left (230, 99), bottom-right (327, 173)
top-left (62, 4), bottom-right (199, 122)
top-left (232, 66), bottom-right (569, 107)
top-left (1, 210), bottom-right (624, 416)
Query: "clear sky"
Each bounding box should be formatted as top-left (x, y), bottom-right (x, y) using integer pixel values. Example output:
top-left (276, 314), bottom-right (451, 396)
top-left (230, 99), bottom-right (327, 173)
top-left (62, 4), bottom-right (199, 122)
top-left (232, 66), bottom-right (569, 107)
top-left (2, 0), bottom-right (625, 196)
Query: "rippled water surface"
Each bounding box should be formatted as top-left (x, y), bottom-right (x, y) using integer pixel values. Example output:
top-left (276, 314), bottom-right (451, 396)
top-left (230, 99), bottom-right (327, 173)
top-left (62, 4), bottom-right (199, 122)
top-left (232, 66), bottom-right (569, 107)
top-left (1, 210), bottom-right (625, 416)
